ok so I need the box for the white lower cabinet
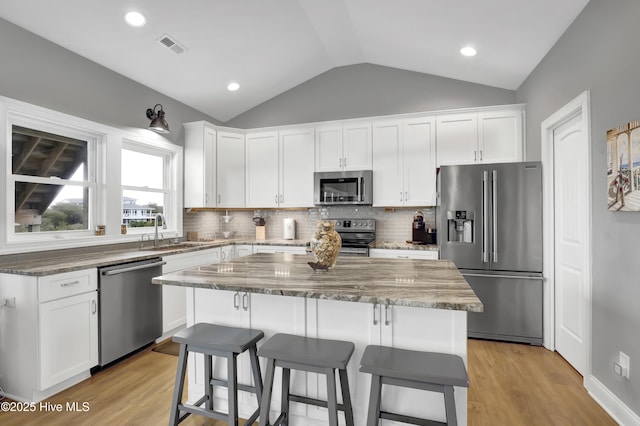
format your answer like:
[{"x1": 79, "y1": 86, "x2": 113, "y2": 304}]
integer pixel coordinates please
[
  {"x1": 235, "y1": 244, "x2": 253, "y2": 257},
  {"x1": 161, "y1": 247, "x2": 222, "y2": 337},
  {"x1": 187, "y1": 288, "x2": 305, "y2": 419},
  {"x1": 0, "y1": 268, "x2": 98, "y2": 402},
  {"x1": 39, "y1": 291, "x2": 98, "y2": 390},
  {"x1": 369, "y1": 248, "x2": 439, "y2": 260},
  {"x1": 184, "y1": 256, "x2": 468, "y2": 425},
  {"x1": 253, "y1": 245, "x2": 306, "y2": 254}
]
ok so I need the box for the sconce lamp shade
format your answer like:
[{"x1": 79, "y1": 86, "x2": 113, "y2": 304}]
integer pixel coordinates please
[{"x1": 146, "y1": 104, "x2": 170, "y2": 133}]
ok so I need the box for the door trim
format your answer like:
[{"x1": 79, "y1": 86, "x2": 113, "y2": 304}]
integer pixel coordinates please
[{"x1": 540, "y1": 91, "x2": 592, "y2": 373}]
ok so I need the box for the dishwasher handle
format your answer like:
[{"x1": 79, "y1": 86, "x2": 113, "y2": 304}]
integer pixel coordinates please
[{"x1": 101, "y1": 260, "x2": 166, "y2": 276}]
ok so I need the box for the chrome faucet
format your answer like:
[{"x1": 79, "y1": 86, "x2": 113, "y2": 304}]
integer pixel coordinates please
[{"x1": 154, "y1": 213, "x2": 167, "y2": 248}]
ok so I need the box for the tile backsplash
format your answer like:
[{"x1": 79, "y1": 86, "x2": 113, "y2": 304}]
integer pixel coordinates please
[{"x1": 183, "y1": 207, "x2": 436, "y2": 243}]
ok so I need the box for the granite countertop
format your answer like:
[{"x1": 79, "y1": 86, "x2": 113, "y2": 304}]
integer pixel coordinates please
[
  {"x1": 0, "y1": 239, "x2": 310, "y2": 276},
  {"x1": 153, "y1": 253, "x2": 483, "y2": 312},
  {"x1": 369, "y1": 241, "x2": 438, "y2": 251},
  {"x1": 0, "y1": 238, "x2": 435, "y2": 277}
]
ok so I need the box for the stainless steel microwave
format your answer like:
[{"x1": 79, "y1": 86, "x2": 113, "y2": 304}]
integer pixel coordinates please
[{"x1": 314, "y1": 170, "x2": 373, "y2": 205}]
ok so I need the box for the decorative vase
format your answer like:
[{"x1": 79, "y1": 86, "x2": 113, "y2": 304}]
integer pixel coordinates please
[{"x1": 310, "y1": 220, "x2": 342, "y2": 269}]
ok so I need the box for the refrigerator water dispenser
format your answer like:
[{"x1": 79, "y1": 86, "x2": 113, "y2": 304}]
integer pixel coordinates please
[{"x1": 447, "y1": 210, "x2": 474, "y2": 243}]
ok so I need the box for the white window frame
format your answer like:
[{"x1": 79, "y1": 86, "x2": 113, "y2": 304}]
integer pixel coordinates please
[
  {"x1": 5, "y1": 109, "x2": 104, "y2": 244},
  {"x1": 121, "y1": 138, "x2": 182, "y2": 238}
]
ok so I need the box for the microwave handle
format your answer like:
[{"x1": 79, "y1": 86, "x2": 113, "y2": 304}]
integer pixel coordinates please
[{"x1": 359, "y1": 177, "x2": 364, "y2": 202}]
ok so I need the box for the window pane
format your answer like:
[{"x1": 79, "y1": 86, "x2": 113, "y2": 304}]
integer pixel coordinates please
[
  {"x1": 122, "y1": 190, "x2": 165, "y2": 229},
  {"x1": 12, "y1": 125, "x2": 88, "y2": 178},
  {"x1": 122, "y1": 149, "x2": 164, "y2": 189},
  {"x1": 15, "y1": 183, "x2": 88, "y2": 233}
]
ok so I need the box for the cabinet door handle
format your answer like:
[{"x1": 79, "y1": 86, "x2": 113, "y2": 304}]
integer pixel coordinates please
[
  {"x1": 404, "y1": 191, "x2": 408, "y2": 202},
  {"x1": 205, "y1": 194, "x2": 209, "y2": 203},
  {"x1": 222, "y1": 251, "x2": 226, "y2": 261},
  {"x1": 397, "y1": 255, "x2": 409, "y2": 259},
  {"x1": 400, "y1": 192, "x2": 403, "y2": 202},
  {"x1": 339, "y1": 158, "x2": 342, "y2": 168},
  {"x1": 480, "y1": 150, "x2": 483, "y2": 161},
  {"x1": 474, "y1": 150, "x2": 477, "y2": 162},
  {"x1": 233, "y1": 292, "x2": 240, "y2": 310},
  {"x1": 242, "y1": 293, "x2": 249, "y2": 311},
  {"x1": 218, "y1": 194, "x2": 221, "y2": 203},
  {"x1": 343, "y1": 157, "x2": 347, "y2": 167},
  {"x1": 280, "y1": 194, "x2": 284, "y2": 203},
  {"x1": 91, "y1": 300, "x2": 97, "y2": 315},
  {"x1": 60, "y1": 280, "x2": 80, "y2": 287},
  {"x1": 384, "y1": 304, "x2": 391, "y2": 326},
  {"x1": 275, "y1": 194, "x2": 278, "y2": 204},
  {"x1": 373, "y1": 303, "x2": 379, "y2": 325}
]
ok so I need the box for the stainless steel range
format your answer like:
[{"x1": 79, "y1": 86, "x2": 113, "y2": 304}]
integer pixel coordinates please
[{"x1": 334, "y1": 218, "x2": 376, "y2": 257}]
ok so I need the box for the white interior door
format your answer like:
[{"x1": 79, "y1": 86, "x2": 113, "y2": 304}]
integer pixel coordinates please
[{"x1": 553, "y1": 113, "x2": 588, "y2": 375}]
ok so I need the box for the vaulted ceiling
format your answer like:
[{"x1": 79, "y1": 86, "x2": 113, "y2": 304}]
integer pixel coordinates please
[{"x1": 0, "y1": 0, "x2": 589, "y2": 122}]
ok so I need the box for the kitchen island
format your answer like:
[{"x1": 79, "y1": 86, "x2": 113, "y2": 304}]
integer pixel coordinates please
[{"x1": 153, "y1": 253, "x2": 482, "y2": 425}]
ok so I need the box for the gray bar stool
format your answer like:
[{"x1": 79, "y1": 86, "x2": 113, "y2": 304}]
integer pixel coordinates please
[
  {"x1": 169, "y1": 323, "x2": 264, "y2": 426},
  {"x1": 360, "y1": 345, "x2": 469, "y2": 426},
  {"x1": 258, "y1": 333, "x2": 355, "y2": 426}
]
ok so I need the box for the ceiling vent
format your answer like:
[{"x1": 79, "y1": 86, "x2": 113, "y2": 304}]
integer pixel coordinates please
[{"x1": 157, "y1": 34, "x2": 186, "y2": 54}]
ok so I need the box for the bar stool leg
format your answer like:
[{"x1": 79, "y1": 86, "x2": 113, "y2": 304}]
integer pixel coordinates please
[
  {"x1": 260, "y1": 358, "x2": 276, "y2": 426},
  {"x1": 366, "y1": 374, "x2": 382, "y2": 426},
  {"x1": 204, "y1": 354, "x2": 213, "y2": 410},
  {"x1": 249, "y1": 345, "x2": 263, "y2": 404},
  {"x1": 325, "y1": 368, "x2": 339, "y2": 426},
  {"x1": 338, "y1": 369, "x2": 355, "y2": 426},
  {"x1": 280, "y1": 367, "x2": 291, "y2": 426},
  {"x1": 169, "y1": 343, "x2": 188, "y2": 426},
  {"x1": 227, "y1": 354, "x2": 239, "y2": 426},
  {"x1": 443, "y1": 385, "x2": 457, "y2": 426}
]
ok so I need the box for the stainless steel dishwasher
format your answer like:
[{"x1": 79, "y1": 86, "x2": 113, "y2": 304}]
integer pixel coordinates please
[{"x1": 98, "y1": 257, "x2": 165, "y2": 366}]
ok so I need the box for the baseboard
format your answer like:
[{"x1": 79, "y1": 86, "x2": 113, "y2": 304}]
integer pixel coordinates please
[
  {"x1": 155, "y1": 323, "x2": 186, "y2": 343},
  {"x1": 585, "y1": 375, "x2": 640, "y2": 425}
]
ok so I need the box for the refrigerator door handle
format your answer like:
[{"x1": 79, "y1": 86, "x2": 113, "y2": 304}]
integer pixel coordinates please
[
  {"x1": 492, "y1": 169, "x2": 498, "y2": 263},
  {"x1": 482, "y1": 170, "x2": 489, "y2": 263}
]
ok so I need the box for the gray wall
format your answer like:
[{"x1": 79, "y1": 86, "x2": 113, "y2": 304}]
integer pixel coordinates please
[
  {"x1": 227, "y1": 63, "x2": 516, "y2": 128},
  {"x1": 0, "y1": 18, "x2": 220, "y2": 145},
  {"x1": 516, "y1": 0, "x2": 640, "y2": 414}
]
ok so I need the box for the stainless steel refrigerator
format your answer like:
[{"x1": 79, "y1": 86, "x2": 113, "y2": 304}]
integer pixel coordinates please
[{"x1": 439, "y1": 161, "x2": 543, "y2": 345}]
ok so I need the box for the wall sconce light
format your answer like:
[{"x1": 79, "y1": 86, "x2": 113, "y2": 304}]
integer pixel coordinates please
[{"x1": 146, "y1": 104, "x2": 170, "y2": 133}]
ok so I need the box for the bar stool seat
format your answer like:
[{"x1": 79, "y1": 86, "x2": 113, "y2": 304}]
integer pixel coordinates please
[
  {"x1": 169, "y1": 323, "x2": 265, "y2": 426},
  {"x1": 360, "y1": 345, "x2": 469, "y2": 426},
  {"x1": 258, "y1": 333, "x2": 355, "y2": 426}
]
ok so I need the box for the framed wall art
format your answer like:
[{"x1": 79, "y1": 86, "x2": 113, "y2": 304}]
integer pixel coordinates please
[{"x1": 607, "y1": 119, "x2": 640, "y2": 211}]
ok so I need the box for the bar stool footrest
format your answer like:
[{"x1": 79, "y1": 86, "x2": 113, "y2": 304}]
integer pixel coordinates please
[
  {"x1": 380, "y1": 410, "x2": 446, "y2": 426},
  {"x1": 289, "y1": 393, "x2": 348, "y2": 411},
  {"x1": 210, "y1": 377, "x2": 259, "y2": 394}
]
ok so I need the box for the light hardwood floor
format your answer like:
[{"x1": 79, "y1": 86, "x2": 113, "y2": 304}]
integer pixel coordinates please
[{"x1": 0, "y1": 339, "x2": 615, "y2": 426}]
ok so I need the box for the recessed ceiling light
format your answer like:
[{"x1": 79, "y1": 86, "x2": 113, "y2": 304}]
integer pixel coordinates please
[
  {"x1": 124, "y1": 11, "x2": 147, "y2": 28},
  {"x1": 460, "y1": 46, "x2": 477, "y2": 57},
  {"x1": 227, "y1": 82, "x2": 240, "y2": 92}
]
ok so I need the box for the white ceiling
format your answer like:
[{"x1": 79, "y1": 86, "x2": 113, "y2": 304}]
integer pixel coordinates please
[{"x1": 0, "y1": 0, "x2": 589, "y2": 122}]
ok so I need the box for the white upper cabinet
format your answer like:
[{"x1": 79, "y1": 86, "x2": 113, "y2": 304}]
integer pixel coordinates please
[
  {"x1": 279, "y1": 128, "x2": 315, "y2": 207},
  {"x1": 403, "y1": 116, "x2": 437, "y2": 206},
  {"x1": 184, "y1": 122, "x2": 216, "y2": 208},
  {"x1": 315, "y1": 122, "x2": 372, "y2": 172},
  {"x1": 216, "y1": 131, "x2": 245, "y2": 207},
  {"x1": 435, "y1": 113, "x2": 478, "y2": 166},
  {"x1": 372, "y1": 116, "x2": 436, "y2": 207},
  {"x1": 477, "y1": 109, "x2": 523, "y2": 163},
  {"x1": 436, "y1": 107, "x2": 524, "y2": 167},
  {"x1": 246, "y1": 128, "x2": 314, "y2": 208},
  {"x1": 246, "y1": 131, "x2": 280, "y2": 207}
]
